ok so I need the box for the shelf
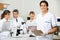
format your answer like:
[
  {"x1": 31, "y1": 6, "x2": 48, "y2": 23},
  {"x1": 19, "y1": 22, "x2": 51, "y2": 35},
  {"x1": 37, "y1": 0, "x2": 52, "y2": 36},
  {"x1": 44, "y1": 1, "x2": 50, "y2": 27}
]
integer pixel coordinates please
[
  {"x1": 0, "y1": 3, "x2": 10, "y2": 10},
  {"x1": 0, "y1": 3, "x2": 10, "y2": 5}
]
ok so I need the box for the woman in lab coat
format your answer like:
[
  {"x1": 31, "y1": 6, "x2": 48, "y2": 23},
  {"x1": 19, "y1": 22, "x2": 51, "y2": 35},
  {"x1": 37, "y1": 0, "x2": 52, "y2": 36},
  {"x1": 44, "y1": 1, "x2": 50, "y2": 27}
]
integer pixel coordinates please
[
  {"x1": 26, "y1": 11, "x2": 37, "y2": 35},
  {"x1": 35, "y1": 0, "x2": 58, "y2": 40},
  {"x1": 0, "y1": 10, "x2": 12, "y2": 38}
]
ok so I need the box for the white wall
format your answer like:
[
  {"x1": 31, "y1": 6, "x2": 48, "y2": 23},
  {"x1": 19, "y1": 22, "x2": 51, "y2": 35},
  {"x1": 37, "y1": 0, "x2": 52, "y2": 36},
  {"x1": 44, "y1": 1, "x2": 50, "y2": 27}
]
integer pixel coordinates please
[
  {"x1": 0, "y1": 0, "x2": 25, "y2": 19},
  {"x1": 0, "y1": 0, "x2": 60, "y2": 21},
  {"x1": 46, "y1": 0, "x2": 60, "y2": 17}
]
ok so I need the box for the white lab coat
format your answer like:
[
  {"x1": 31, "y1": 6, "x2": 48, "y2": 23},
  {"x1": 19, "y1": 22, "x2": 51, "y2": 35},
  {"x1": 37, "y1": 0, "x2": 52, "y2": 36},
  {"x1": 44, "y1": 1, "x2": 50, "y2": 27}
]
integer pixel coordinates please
[
  {"x1": 11, "y1": 17, "x2": 25, "y2": 36},
  {"x1": 0, "y1": 18, "x2": 12, "y2": 32},
  {"x1": 36, "y1": 12, "x2": 57, "y2": 40},
  {"x1": 0, "y1": 18, "x2": 12, "y2": 39},
  {"x1": 26, "y1": 19, "x2": 37, "y2": 35},
  {"x1": 12, "y1": 17, "x2": 24, "y2": 28},
  {"x1": 26, "y1": 19, "x2": 37, "y2": 28}
]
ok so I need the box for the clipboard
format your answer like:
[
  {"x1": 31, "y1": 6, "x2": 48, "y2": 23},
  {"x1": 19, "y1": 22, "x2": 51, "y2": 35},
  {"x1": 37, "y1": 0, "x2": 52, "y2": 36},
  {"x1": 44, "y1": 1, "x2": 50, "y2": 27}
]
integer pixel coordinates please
[
  {"x1": 28, "y1": 26, "x2": 37, "y2": 30},
  {"x1": 32, "y1": 30, "x2": 43, "y2": 36}
]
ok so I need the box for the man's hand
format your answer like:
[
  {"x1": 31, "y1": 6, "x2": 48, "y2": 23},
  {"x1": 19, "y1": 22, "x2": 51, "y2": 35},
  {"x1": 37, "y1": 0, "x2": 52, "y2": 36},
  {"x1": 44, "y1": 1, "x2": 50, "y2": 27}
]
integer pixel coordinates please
[{"x1": 42, "y1": 32, "x2": 48, "y2": 36}]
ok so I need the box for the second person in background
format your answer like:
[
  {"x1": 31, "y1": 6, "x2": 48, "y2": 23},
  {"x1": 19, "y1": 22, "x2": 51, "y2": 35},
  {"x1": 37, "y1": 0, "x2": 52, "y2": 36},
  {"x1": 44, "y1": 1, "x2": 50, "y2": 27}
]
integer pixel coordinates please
[{"x1": 26, "y1": 11, "x2": 37, "y2": 36}]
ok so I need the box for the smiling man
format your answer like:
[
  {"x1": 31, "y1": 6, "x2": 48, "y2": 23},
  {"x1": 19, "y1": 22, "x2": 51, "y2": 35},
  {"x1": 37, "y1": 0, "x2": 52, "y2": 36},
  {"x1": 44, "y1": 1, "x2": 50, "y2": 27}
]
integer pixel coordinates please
[{"x1": 36, "y1": 0, "x2": 58, "y2": 40}]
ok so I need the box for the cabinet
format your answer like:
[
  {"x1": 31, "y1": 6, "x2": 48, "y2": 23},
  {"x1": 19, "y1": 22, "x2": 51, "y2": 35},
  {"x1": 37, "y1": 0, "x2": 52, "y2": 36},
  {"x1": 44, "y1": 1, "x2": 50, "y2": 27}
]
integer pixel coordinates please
[
  {"x1": 0, "y1": 3, "x2": 4, "y2": 10},
  {"x1": 0, "y1": 3, "x2": 10, "y2": 10}
]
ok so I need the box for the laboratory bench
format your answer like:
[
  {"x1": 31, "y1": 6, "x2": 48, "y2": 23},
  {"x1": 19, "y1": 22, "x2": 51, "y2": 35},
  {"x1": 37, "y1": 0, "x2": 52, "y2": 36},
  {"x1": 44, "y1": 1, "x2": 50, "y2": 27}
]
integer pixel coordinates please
[
  {"x1": 0, "y1": 33, "x2": 60, "y2": 40},
  {"x1": 3, "y1": 25, "x2": 59, "y2": 40},
  {"x1": 0, "y1": 34, "x2": 36, "y2": 40},
  {"x1": 53, "y1": 35, "x2": 60, "y2": 40}
]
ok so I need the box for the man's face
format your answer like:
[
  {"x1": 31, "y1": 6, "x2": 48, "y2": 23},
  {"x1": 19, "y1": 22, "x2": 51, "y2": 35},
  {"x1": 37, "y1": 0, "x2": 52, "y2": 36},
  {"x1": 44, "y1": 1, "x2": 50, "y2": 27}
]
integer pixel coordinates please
[
  {"x1": 40, "y1": 3, "x2": 48, "y2": 12},
  {"x1": 13, "y1": 12, "x2": 18, "y2": 18}
]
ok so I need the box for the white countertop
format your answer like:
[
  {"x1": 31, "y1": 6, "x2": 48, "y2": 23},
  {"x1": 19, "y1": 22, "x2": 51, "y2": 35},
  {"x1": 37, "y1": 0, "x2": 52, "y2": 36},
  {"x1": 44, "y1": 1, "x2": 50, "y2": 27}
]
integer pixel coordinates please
[
  {"x1": 53, "y1": 35, "x2": 60, "y2": 39},
  {"x1": 0, "y1": 34, "x2": 36, "y2": 40},
  {"x1": 0, "y1": 33, "x2": 60, "y2": 40}
]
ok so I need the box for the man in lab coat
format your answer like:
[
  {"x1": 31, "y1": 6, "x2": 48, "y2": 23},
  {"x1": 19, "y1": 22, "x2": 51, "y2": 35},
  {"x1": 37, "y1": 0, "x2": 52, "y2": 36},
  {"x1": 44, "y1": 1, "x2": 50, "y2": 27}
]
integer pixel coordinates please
[
  {"x1": 12, "y1": 9, "x2": 24, "y2": 27},
  {"x1": 35, "y1": 1, "x2": 58, "y2": 40},
  {"x1": 12, "y1": 9, "x2": 24, "y2": 36}
]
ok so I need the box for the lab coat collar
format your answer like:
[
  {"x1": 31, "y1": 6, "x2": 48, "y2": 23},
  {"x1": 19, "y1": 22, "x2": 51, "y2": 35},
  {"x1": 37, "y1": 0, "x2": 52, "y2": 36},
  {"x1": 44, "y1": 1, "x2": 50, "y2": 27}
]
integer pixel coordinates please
[
  {"x1": 2, "y1": 18, "x2": 10, "y2": 22},
  {"x1": 41, "y1": 11, "x2": 49, "y2": 17},
  {"x1": 30, "y1": 19, "x2": 35, "y2": 22},
  {"x1": 13, "y1": 17, "x2": 19, "y2": 20}
]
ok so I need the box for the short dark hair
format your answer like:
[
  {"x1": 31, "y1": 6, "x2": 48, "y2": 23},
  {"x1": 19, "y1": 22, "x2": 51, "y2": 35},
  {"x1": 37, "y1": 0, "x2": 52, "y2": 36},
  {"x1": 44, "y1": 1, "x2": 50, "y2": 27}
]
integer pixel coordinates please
[
  {"x1": 1, "y1": 10, "x2": 10, "y2": 19},
  {"x1": 40, "y1": 0, "x2": 48, "y2": 7},
  {"x1": 29, "y1": 11, "x2": 35, "y2": 15},
  {"x1": 13, "y1": 9, "x2": 19, "y2": 13}
]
